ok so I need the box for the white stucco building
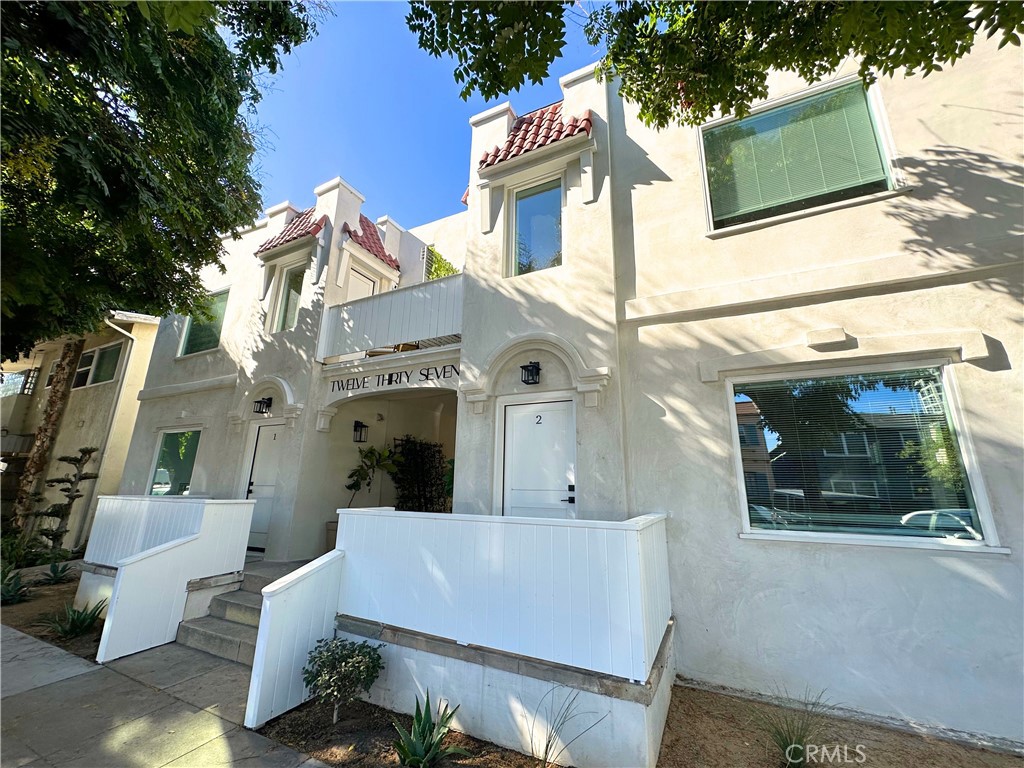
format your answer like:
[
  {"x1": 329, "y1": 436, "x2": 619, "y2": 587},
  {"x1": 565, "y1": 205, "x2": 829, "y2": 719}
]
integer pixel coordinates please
[{"x1": 93, "y1": 36, "x2": 1021, "y2": 764}]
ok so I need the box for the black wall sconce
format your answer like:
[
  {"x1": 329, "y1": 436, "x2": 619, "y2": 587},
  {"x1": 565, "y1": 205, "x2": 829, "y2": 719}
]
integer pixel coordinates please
[
  {"x1": 520, "y1": 361, "x2": 542, "y2": 386},
  {"x1": 353, "y1": 420, "x2": 369, "y2": 443},
  {"x1": 252, "y1": 397, "x2": 273, "y2": 414}
]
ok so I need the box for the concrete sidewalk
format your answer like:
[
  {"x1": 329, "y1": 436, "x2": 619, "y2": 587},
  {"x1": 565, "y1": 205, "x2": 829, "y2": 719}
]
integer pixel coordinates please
[{"x1": 1, "y1": 626, "x2": 325, "y2": 768}]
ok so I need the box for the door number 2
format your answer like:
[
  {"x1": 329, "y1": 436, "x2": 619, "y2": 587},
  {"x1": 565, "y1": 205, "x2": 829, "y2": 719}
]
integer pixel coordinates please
[{"x1": 535, "y1": 415, "x2": 542, "y2": 424}]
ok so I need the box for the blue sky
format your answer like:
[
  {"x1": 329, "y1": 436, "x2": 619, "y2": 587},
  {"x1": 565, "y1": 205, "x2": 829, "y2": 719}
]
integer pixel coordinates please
[{"x1": 251, "y1": 3, "x2": 601, "y2": 229}]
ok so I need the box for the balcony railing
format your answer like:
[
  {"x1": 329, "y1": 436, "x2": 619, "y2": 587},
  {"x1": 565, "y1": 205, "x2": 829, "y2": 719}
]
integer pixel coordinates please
[
  {"x1": 0, "y1": 431, "x2": 34, "y2": 455},
  {"x1": 321, "y1": 274, "x2": 462, "y2": 358}
]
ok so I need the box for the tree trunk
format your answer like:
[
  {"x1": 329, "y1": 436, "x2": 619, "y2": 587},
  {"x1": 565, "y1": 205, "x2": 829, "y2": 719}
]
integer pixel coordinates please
[{"x1": 14, "y1": 338, "x2": 85, "y2": 535}]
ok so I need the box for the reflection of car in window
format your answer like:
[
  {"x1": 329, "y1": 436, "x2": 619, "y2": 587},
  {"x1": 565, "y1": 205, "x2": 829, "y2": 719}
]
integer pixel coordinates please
[
  {"x1": 151, "y1": 468, "x2": 171, "y2": 495},
  {"x1": 900, "y1": 510, "x2": 982, "y2": 540}
]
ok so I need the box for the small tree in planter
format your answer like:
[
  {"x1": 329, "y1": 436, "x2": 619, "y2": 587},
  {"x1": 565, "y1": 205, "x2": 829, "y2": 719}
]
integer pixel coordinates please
[
  {"x1": 345, "y1": 446, "x2": 401, "y2": 507},
  {"x1": 302, "y1": 637, "x2": 384, "y2": 725}
]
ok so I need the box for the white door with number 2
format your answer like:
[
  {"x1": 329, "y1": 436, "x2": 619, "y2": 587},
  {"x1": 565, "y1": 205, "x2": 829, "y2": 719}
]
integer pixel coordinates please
[{"x1": 503, "y1": 400, "x2": 576, "y2": 518}]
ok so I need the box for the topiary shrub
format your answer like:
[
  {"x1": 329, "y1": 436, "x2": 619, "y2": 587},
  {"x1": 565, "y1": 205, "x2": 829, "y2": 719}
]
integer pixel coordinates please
[{"x1": 302, "y1": 637, "x2": 384, "y2": 724}]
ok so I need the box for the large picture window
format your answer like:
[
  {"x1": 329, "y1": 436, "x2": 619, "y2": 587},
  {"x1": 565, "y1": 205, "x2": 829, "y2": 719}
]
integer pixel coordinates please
[
  {"x1": 703, "y1": 82, "x2": 891, "y2": 229},
  {"x1": 150, "y1": 430, "x2": 202, "y2": 496},
  {"x1": 181, "y1": 290, "x2": 228, "y2": 356},
  {"x1": 733, "y1": 367, "x2": 985, "y2": 541},
  {"x1": 512, "y1": 179, "x2": 562, "y2": 276}
]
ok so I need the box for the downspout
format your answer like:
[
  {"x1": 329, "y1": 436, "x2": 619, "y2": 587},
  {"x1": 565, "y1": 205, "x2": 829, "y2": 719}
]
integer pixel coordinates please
[{"x1": 72, "y1": 318, "x2": 136, "y2": 547}]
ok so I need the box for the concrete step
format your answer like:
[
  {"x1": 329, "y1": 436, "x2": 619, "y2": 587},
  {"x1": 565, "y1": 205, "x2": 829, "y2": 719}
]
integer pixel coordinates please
[
  {"x1": 240, "y1": 560, "x2": 309, "y2": 595},
  {"x1": 209, "y1": 590, "x2": 263, "y2": 628},
  {"x1": 176, "y1": 616, "x2": 258, "y2": 666}
]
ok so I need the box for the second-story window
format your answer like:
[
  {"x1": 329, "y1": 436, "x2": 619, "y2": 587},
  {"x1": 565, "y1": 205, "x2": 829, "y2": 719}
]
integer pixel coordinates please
[
  {"x1": 69, "y1": 342, "x2": 123, "y2": 388},
  {"x1": 181, "y1": 289, "x2": 229, "y2": 356},
  {"x1": 275, "y1": 264, "x2": 305, "y2": 332},
  {"x1": 512, "y1": 178, "x2": 562, "y2": 276},
  {"x1": 702, "y1": 81, "x2": 892, "y2": 230}
]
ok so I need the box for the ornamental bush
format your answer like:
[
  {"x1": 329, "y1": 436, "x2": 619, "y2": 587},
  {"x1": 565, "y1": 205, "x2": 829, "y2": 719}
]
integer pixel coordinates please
[{"x1": 302, "y1": 638, "x2": 384, "y2": 724}]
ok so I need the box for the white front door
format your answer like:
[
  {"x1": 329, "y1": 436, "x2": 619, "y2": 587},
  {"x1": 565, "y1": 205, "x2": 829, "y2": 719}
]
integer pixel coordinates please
[
  {"x1": 503, "y1": 400, "x2": 576, "y2": 518},
  {"x1": 247, "y1": 423, "x2": 284, "y2": 549}
]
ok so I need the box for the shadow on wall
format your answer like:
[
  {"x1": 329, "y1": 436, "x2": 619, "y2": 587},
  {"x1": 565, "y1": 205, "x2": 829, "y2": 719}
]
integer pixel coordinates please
[{"x1": 889, "y1": 144, "x2": 1023, "y2": 306}]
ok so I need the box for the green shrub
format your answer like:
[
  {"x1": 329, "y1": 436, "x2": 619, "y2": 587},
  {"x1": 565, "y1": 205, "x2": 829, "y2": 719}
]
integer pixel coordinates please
[
  {"x1": 36, "y1": 599, "x2": 106, "y2": 638},
  {"x1": 393, "y1": 691, "x2": 469, "y2": 767},
  {"x1": 389, "y1": 435, "x2": 449, "y2": 513},
  {"x1": 302, "y1": 638, "x2": 384, "y2": 724},
  {"x1": 1, "y1": 566, "x2": 31, "y2": 605},
  {"x1": 36, "y1": 560, "x2": 74, "y2": 585}
]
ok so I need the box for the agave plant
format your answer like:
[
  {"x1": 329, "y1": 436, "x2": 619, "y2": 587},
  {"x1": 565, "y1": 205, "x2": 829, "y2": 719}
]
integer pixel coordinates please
[
  {"x1": 36, "y1": 560, "x2": 74, "y2": 585},
  {"x1": 36, "y1": 599, "x2": 106, "y2": 638},
  {"x1": 1, "y1": 566, "x2": 31, "y2": 605},
  {"x1": 393, "y1": 691, "x2": 470, "y2": 767}
]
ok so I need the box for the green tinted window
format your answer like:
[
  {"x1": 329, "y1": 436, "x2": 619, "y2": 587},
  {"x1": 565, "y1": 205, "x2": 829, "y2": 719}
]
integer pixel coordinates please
[
  {"x1": 182, "y1": 291, "x2": 228, "y2": 356},
  {"x1": 704, "y1": 84, "x2": 889, "y2": 228}
]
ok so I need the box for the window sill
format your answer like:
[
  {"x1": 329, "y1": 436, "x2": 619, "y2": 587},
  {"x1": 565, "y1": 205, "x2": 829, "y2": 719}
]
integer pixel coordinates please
[
  {"x1": 738, "y1": 530, "x2": 1010, "y2": 555},
  {"x1": 176, "y1": 347, "x2": 220, "y2": 361},
  {"x1": 705, "y1": 186, "x2": 915, "y2": 240}
]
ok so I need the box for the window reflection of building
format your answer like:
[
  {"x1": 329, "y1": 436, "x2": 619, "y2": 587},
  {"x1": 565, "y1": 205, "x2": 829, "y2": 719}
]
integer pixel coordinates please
[{"x1": 735, "y1": 401, "x2": 775, "y2": 504}]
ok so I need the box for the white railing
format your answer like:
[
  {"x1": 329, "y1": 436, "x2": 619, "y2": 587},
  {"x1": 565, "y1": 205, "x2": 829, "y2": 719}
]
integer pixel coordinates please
[
  {"x1": 94, "y1": 497, "x2": 254, "y2": 663},
  {"x1": 244, "y1": 551, "x2": 346, "y2": 728},
  {"x1": 84, "y1": 495, "x2": 206, "y2": 567},
  {"x1": 336, "y1": 508, "x2": 670, "y2": 683},
  {"x1": 323, "y1": 273, "x2": 462, "y2": 357}
]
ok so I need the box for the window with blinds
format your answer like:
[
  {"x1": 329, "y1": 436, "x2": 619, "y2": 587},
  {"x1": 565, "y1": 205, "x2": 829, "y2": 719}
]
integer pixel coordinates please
[
  {"x1": 703, "y1": 83, "x2": 891, "y2": 229},
  {"x1": 732, "y1": 367, "x2": 984, "y2": 541}
]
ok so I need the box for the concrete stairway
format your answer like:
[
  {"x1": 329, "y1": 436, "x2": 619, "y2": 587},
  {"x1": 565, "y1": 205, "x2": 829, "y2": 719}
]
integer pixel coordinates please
[{"x1": 175, "y1": 560, "x2": 306, "y2": 666}]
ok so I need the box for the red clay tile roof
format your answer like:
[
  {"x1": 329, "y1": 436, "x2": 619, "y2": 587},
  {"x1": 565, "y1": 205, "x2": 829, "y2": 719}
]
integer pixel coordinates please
[
  {"x1": 479, "y1": 101, "x2": 592, "y2": 170},
  {"x1": 255, "y1": 207, "x2": 328, "y2": 255},
  {"x1": 343, "y1": 213, "x2": 401, "y2": 271},
  {"x1": 461, "y1": 185, "x2": 469, "y2": 205}
]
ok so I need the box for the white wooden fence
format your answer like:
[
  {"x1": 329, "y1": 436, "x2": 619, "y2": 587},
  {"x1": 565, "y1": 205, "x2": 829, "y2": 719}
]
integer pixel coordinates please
[
  {"x1": 84, "y1": 495, "x2": 206, "y2": 567},
  {"x1": 323, "y1": 273, "x2": 462, "y2": 356},
  {"x1": 335, "y1": 508, "x2": 671, "y2": 682},
  {"x1": 244, "y1": 508, "x2": 671, "y2": 728},
  {"x1": 244, "y1": 551, "x2": 346, "y2": 728},
  {"x1": 93, "y1": 497, "x2": 254, "y2": 663}
]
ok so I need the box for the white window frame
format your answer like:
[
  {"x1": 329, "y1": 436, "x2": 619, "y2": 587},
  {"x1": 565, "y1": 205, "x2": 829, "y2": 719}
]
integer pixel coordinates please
[
  {"x1": 179, "y1": 289, "x2": 230, "y2": 358},
  {"x1": 147, "y1": 426, "x2": 204, "y2": 497},
  {"x1": 267, "y1": 258, "x2": 307, "y2": 334},
  {"x1": 829, "y1": 479, "x2": 879, "y2": 497},
  {"x1": 726, "y1": 358, "x2": 1006, "y2": 553},
  {"x1": 696, "y1": 73, "x2": 909, "y2": 238},
  {"x1": 822, "y1": 431, "x2": 871, "y2": 457},
  {"x1": 737, "y1": 423, "x2": 761, "y2": 447},
  {"x1": 70, "y1": 341, "x2": 124, "y2": 389},
  {"x1": 505, "y1": 171, "x2": 566, "y2": 278}
]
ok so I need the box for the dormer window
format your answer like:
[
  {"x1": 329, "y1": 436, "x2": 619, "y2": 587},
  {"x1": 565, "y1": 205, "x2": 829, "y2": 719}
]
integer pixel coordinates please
[
  {"x1": 274, "y1": 263, "x2": 306, "y2": 332},
  {"x1": 512, "y1": 178, "x2": 562, "y2": 276}
]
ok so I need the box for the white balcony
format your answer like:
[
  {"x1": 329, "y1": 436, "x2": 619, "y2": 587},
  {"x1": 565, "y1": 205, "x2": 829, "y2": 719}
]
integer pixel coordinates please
[{"x1": 321, "y1": 274, "x2": 462, "y2": 359}]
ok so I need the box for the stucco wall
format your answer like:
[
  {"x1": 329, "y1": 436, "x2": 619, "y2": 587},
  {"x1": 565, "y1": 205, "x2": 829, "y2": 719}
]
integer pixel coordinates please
[
  {"x1": 454, "y1": 69, "x2": 630, "y2": 520},
  {"x1": 409, "y1": 210, "x2": 469, "y2": 271},
  {"x1": 18, "y1": 322, "x2": 158, "y2": 549},
  {"x1": 607, "y1": 37, "x2": 1023, "y2": 741}
]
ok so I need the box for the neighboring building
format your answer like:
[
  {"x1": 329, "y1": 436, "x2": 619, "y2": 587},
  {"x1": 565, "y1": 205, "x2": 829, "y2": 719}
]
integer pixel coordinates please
[
  {"x1": 0, "y1": 312, "x2": 159, "y2": 548},
  {"x1": 110, "y1": 34, "x2": 1021, "y2": 755}
]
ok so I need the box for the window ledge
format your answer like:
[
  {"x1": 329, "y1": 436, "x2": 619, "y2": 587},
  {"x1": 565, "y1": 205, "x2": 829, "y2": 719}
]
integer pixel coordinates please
[
  {"x1": 705, "y1": 186, "x2": 915, "y2": 240},
  {"x1": 176, "y1": 347, "x2": 220, "y2": 361},
  {"x1": 738, "y1": 530, "x2": 1010, "y2": 555}
]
